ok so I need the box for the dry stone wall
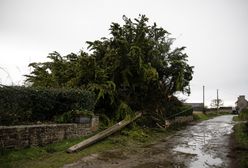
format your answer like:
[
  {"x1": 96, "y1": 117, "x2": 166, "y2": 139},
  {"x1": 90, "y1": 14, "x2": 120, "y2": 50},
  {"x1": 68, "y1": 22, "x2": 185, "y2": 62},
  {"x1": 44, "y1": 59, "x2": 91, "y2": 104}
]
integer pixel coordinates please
[{"x1": 0, "y1": 116, "x2": 99, "y2": 149}]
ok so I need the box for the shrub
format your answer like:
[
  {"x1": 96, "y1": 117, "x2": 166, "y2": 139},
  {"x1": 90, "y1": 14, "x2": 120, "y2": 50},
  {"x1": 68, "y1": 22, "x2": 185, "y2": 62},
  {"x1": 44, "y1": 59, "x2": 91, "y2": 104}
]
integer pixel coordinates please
[
  {"x1": 174, "y1": 104, "x2": 193, "y2": 118},
  {"x1": 139, "y1": 97, "x2": 193, "y2": 128},
  {"x1": 0, "y1": 86, "x2": 33, "y2": 124},
  {"x1": 0, "y1": 86, "x2": 96, "y2": 125},
  {"x1": 54, "y1": 109, "x2": 94, "y2": 123},
  {"x1": 238, "y1": 108, "x2": 248, "y2": 121},
  {"x1": 233, "y1": 123, "x2": 248, "y2": 168}
]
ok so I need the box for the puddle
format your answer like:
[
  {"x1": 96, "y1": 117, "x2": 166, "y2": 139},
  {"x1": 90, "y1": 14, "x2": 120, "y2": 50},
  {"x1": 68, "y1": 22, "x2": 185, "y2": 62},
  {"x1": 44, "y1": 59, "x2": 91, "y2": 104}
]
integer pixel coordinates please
[
  {"x1": 172, "y1": 115, "x2": 235, "y2": 168},
  {"x1": 174, "y1": 145, "x2": 223, "y2": 167},
  {"x1": 63, "y1": 115, "x2": 235, "y2": 168}
]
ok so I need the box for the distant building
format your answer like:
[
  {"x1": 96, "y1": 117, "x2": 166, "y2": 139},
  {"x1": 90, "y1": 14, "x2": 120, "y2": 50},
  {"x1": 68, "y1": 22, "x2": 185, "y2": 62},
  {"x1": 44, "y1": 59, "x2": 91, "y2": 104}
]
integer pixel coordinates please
[
  {"x1": 235, "y1": 95, "x2": 248, "y2": 113},
  {"x1": 185, "y1": 103, "x2": 204, "y2": 111}
]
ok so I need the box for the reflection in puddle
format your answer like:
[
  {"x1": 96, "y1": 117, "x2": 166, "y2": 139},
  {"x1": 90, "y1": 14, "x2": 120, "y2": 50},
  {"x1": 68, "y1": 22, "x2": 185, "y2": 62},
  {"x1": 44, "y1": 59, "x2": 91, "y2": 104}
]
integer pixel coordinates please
[
  {"x1": 174, "y1": 145, "x2": 222, "y2": 167},
  {"x1": 172, "y1": 115, "x2": 235, "y2": 168}
]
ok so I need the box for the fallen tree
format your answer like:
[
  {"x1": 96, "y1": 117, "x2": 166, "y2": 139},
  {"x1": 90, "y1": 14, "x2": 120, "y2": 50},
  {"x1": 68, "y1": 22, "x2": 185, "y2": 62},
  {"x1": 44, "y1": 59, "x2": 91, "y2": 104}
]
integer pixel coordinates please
[
  {"x1": 26, "y1": 15, "x2": 194, "y2": 124},
  {"x1": 67, "y1": 113, "x2": 142, "y2": 153}
]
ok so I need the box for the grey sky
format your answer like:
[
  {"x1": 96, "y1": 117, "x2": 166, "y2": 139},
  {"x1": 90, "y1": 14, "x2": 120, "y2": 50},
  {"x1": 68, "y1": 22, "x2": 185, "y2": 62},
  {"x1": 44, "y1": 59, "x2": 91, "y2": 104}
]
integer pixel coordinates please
[{"x1": 0, "y1": 0, "x2": 248, "y2": 106}]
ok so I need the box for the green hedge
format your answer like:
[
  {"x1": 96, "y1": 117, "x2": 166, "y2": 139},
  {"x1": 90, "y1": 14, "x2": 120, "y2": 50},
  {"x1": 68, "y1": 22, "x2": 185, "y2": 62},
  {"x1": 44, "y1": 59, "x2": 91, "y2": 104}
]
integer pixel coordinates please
[
  {"x1": 239, "y1": 108, "x2": 248, "y2": 121},
  {"x1": 175, "y1": 105, "x2": 193, "y2": 117},
  {"x1": 0, "y1": 86, "x2": 96, "y2": 125}
]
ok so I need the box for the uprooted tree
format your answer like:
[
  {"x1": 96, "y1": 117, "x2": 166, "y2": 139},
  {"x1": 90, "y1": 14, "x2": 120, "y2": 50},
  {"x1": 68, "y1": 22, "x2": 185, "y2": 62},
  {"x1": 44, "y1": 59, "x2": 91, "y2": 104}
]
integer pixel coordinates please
[{"x1": 25, "y1": 15, "x2": 194, "y2": 126}]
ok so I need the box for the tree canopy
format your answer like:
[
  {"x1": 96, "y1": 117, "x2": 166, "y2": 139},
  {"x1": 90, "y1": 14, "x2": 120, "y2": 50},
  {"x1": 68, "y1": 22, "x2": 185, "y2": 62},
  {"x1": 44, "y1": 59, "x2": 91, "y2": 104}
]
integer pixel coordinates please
[
  {"x1": 210, "y1": 99, "x2": 224, "y2": 109},
  {"x1": 26, "y1": 15, "x2": 194, "y2": 122}
]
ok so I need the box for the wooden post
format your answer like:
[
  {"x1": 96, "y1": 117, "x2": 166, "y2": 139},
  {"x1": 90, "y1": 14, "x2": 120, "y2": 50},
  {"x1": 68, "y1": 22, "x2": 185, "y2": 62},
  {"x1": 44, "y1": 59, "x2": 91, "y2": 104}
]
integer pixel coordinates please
[
  {"x1": 67, "y1": 113, "x2": 142, "y2": 153},
  {"x1": 203, "y1": 85, "x2": 205, "y2": 113},
  {"x1": 217, "y1": 89, "x2": 219, "y2": 112}
]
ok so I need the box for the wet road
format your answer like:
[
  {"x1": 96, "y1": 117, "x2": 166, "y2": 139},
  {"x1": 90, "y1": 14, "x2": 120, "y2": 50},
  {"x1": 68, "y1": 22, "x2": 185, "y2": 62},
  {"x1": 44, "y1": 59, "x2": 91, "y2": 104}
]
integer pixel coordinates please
[
  {"x1": 63, "y1": 115, "x2": 235, "y2": 168},
  {"x1": 169, "y1": 115, "x2": 235, "y2": 168}
]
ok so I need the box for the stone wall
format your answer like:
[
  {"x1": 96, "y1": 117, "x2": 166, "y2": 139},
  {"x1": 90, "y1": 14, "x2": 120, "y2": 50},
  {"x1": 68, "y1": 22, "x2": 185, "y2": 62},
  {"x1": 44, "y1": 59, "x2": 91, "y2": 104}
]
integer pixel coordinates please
[{"x1": 0, "y1": 116, "x2": 99, "y2": 149}]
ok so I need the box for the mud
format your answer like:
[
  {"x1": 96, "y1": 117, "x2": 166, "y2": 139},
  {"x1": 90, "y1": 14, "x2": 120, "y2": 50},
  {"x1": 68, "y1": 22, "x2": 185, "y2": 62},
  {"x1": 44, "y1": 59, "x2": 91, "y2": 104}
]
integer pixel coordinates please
[{"x1": 63, "y1": 115, "x2": 235, "y2": 168}]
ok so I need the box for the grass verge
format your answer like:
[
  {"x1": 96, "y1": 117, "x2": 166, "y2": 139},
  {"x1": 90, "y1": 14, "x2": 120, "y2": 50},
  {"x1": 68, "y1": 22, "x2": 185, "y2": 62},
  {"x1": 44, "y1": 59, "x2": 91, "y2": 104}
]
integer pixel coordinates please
[
  {"x1": 1, "y1": 112, "x2": 227, "y2": 168},
  {"x1": 233, "y1": 108, "x2": 248, "y2": 121},
  {"x1": 193, "y1": 111, "x2": 230, "y2": 121},
  {"x1": 232, "y1": 122, "x2": 248, "y2": 168},
  {"x1": 0, "y1": 124, "x2": 176, "y2": 168},
  {"x1": 231, "y1": 108, "x2": 248, "y2": 168}
]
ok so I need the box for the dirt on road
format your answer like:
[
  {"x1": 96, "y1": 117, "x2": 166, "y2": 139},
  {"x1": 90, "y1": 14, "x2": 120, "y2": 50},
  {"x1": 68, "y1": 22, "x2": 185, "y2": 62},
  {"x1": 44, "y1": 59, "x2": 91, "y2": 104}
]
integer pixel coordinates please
[{"x1": 63, "y1": 115, "x2": 236, "y2": 168}]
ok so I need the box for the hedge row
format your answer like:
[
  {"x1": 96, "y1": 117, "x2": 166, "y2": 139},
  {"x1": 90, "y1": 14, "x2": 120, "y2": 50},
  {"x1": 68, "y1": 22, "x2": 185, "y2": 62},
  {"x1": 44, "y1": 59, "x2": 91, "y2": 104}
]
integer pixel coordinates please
[
  {"x1": 238, "y1": 108, "x2": 248, "y2": 121},
  {"x1": 0, "y1": 86, "x2": 96, "y2": 125}
]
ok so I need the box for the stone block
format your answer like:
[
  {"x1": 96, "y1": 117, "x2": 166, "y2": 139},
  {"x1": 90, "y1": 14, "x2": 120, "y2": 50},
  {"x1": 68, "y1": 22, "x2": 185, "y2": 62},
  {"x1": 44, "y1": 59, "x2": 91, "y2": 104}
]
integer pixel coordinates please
[{"x1": 0, "y1": 121, "x2": 98, "y2": 149}]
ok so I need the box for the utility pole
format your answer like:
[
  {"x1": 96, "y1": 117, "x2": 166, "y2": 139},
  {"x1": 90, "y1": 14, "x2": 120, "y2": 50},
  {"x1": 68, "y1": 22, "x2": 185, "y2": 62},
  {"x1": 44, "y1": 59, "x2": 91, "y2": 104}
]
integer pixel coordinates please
[
  {"x1": 203, "y1": 85, "x2": 205, "y2": 113},
  {"x1": 217, "y1": 89, "x2": 219, "y2": 112}
]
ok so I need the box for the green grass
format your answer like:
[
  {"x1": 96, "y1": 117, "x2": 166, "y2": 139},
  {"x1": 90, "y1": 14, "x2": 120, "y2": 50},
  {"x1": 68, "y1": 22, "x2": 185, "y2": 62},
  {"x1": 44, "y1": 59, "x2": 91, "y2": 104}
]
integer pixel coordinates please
[
  {"x1": 1, "y1": 112, "x2": 228, "y2": 168},
  {"x1": 234, "y1": 108, "x2": 248, "y2": 121},
  {"x1": 193, "y1": 112, "x2": 209, "y2": 121},
  {"x1": 193, "y1": 111, "x2": 230, "y2": 121},
  {"x1": 233, "y1": 123, "x2": 248, "y2": 168},
  {"x1": 0, "y1": 125, "x2": 175, "y2": 168},
  {"x1": 234, "y1": 123, "x2": 248, "y2": 149},
  {"x1": 0, "y1": 134, "x2": 99, "y2": 168},
  {"x1": 232, "y1": 108, "x2": 248, "y2": 167}
]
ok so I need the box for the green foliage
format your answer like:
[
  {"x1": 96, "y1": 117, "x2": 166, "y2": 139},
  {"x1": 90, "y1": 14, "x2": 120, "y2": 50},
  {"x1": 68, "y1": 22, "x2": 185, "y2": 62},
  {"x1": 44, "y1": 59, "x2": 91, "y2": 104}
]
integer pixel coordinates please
[
  {"x1": 54, "y1": 109, "x2": 94, "y2": 123},
  {"x1": 179, "y1": 105, "x2": 193, "y2": 116},
  {"x1": 210, "y1": 99, "x2": 224, "y2": 108},
  {"x1": 193, "y1": 112, "x2": 209, "y2": 121},
  {"x1": 54, "y1": 111, "x2": 74, "y2": 123},
  {"x1": 25, "y1": 15, "x2": 194, "y2": 122},
  {"x1": 0, "y1": 86, "x2": 33, "y2": 125},
  {"x1": 45, "y1": 145, "x2": 57, "y2": 153},
  {"x1": 238, "y1": 108, "x2": 248, "y2": 121},
  {"x1": 146, "y1": 97, "x2": 193, "y2": 127},
  {"x1": 116, "y1": 101, "x2": 133, "y2": 120},
  {"x1": 0, "y1": 86, "x2": 96, "y2": 125},
  {"x1": 233, "y1": 123, "x2": 248, "y2": 168},
  {"x1": 122, "y1": 127, "x2": 148, "y2": 142},
  {"x1": 193, "y1": 111, "x2": 229, "y2": 121},
  {"x1": 234, "y1": 123, "x2": 248, "y2": 149}
]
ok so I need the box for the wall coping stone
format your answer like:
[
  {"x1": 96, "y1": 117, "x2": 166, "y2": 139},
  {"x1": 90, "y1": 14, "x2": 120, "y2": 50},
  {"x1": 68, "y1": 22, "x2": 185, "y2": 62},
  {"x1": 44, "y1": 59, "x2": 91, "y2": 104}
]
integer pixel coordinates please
[{"x1": 0, "y1": 123, "x2": 84, "y2": 129}]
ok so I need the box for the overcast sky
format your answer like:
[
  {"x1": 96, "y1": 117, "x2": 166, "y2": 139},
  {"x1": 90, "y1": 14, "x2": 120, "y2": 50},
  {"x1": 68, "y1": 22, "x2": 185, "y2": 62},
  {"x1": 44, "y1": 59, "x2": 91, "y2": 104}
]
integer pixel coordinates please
[{"x1": 0, "y1": 0, "x2": 248, "y2": 106}]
